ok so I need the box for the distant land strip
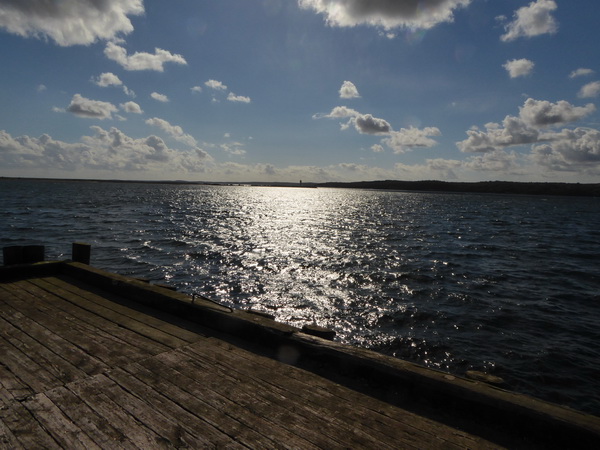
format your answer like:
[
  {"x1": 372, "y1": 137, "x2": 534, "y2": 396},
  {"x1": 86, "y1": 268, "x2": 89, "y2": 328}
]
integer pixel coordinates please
[
  {"x1": 2, "y1": 177, "x2": 600, "y2": 197},
  {"x1": 316, "y1": 180, "x2": 600, "y2": 197}
]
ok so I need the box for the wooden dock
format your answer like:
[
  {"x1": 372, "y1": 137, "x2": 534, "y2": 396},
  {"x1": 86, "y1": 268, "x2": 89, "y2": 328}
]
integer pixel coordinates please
[{"x1": 1, "y1": 261, "x2": 599, "y2": 449}]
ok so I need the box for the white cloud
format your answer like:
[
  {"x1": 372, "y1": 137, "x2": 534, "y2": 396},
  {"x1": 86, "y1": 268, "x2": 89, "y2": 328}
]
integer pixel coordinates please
[
  {"x1": 316, "y1": 106, "x2": 439, "y2": 150},
  {"x1": 569, "y1": 68, "x2": 595, "y2": 79},
  {"x1": 457, "y1": 98, "x2": 596, "y2": 153},
  {"x1": 532, "y1": 128, "x2": 600, "y2": 172},
  {"x1": 120, "y1": 101, "x2": 143, "y2": 114},
  {"x1": 145, "y1": 117, "x2": 197, "y2": 147},
  {"x1": 315, "y1": 106, "x2": 360, "y2": 119},
  {"x1": 205, "y1": 79, "x2": 228, "y2": 90},
  {"x1": 37, "y1": 84, "x2": 46, "y2": 92},
  {"x1": 500, "y1": 0, "x2": 558, "y2": 42},
  {"x1": 92, "y1": 72, "x2": 122, "y2": 87},
  {"x1": 503, "y1": 58, "x2": 534, "y2": 78},
  {"x1": 299, "y1": 0, "x2": 472, "y2": 31},
  {"x1": 371, "y1": 144, "x2": 384, "y2": 153},
  {"x1": 150, "y1": 92, "x2": 169, "y2": 103},
  {"x1": 578, "y1": 81, "x2": 600, "y2": 99},
  {"x1": 227, "y1": 92, "x2": 251, "y2": 103},
  {"x1": 382, "y1": 126, "x2": 441, "y2": 153},
  {"x1": 315, "y1": 107, "x2": 391, "y2": 134},
  {"x1": 66, "y1": 94, "x2": 117, "y2": 120},
  {"x1": 354, "y1": 114, "x2": 392, "y2": 134},
  {"x1": 220, "y1": 142, "x2": 247, "y2": 156},
  {"x1": 191, "y1": 86, "x2": 203, "y2": 93},
  {"x1": 122, "y1": 86, "x2": 135, "y2": 97},
  {"x1": 0, "y1": 127, "x2": 212, "y2": 173},
  {"x1": 462, "y1": 149, "x2": 521, "y2": 173},
  {"x1": 104, "y1": 42, "x2": 187, "y2": 72},
  {"x1": 0, "y1": 0, "x2": 143, "y2": 46},
  {"x1": 339, "y1": 81, "x2": 360, "y2": 99},
  {"x1": 427, "y1": 158, "x2": 462, "y2": 178},
  {"x1": 519, "y1": 98, "x2": 595, "y2": 128}
]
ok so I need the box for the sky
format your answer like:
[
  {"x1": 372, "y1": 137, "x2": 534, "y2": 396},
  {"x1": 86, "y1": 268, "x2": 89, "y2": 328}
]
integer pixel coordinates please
[{"x1": 1, "y1": 0, "x2": 599, "y2": 183}]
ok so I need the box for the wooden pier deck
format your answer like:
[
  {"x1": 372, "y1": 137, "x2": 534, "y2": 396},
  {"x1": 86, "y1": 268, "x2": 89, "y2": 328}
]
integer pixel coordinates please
[{"x1": 1, "y1": 261, "x2": 599, "y2": 449}]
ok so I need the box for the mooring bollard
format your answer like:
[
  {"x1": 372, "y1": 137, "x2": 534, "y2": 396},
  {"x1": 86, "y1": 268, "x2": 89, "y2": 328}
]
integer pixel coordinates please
[
  {"x1": 2, "y1": 245, "x2": 45, "y2": 265},
  {"x1": 72, "y1": 242, "x2": 91, "y2": 265},
  {"x1": 3, "y1": 246, "x2": 23, "y2": 265}
]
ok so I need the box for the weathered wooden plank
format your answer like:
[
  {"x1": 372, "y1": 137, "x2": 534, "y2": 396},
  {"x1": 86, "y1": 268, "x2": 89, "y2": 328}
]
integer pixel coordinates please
[
  {"x1": 44, "y1": 386, "x2": 137, "y2": 450},
  {"x1": 116, "y1": 358, "x2": 305, "y2": 449},
  {"x1": 0, "y1": 415, "x2": 25, "y2": 450},
  {"x1": 66, "y1": 374, "x2": 166, "y2": 449},
  {"x1": 175, "y1": 343, "x2": 399, "y2": 449},
  {"x1": 149, "y1": 347, "x2": 350, "y2": 449},
  {"x1": 0, "y1": 315, "x2": 87, "y2": 386},
  {"x1": 0, "y1": 290, "x2": 108, "y2": 377},
  {"x1": 53, "y1": 274, "x2": 207, "y2": 344},
  {"x1": 40, "y1": 276, "x2": 195, "y2": 349},
  {"x1": 0, "y1": 353, "x2": 35, "y2": 405},
  {"x1": 0, "y1": 327, "x2": 61, "y2": 394},
  {"x1": 22, "y1": 393, "x2": 102, "y2": 449},
  {"x1": 186, "y1": 340, "x2": 414, "y2": 447},
  {"x1": 84, "y1": 372, "x2": 217, "y2": 448},
  {"x1": 107, "y1": 365, "x2": 246, "y2": 449},
  {"x1": 1, "y1": 281, "x2": 146, "y2": 368},
  {"x1": 0, "y1": 397, "x2": 61, "y2": 449},
  {"x1": 27, "y1": 278, "x2": 172, "y2": 356},
  {"x1": 184, "y1": 339, "x2": 488, "y2": 449}
]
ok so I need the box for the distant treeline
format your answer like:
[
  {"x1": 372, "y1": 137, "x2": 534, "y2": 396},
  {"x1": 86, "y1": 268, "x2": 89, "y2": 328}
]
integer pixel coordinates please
[
  {"x1": 317, "y1": 180, "x2": 600, "y2": 197},
  {"x1": 3, "y1": 177, "x2": 599, "y2": 197}
]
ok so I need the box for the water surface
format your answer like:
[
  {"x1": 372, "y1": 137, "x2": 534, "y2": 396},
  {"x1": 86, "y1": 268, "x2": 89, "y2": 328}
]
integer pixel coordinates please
[{"x1": 2, "y1": 179, "x2": 599, "y2": 414}]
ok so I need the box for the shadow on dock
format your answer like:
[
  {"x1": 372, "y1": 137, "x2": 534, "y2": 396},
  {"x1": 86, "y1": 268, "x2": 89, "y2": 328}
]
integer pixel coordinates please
[{"x1": 1, "y1": 250, "x2": 599, "y2": 448}]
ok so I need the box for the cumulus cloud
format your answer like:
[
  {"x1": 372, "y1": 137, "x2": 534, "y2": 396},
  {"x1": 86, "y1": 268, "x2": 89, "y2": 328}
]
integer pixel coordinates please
[
  {"x1": 382, "y1": 126, "x2": 441, "y2": 153},
  {"x1": 500, "y1": 0, "x2": 558, "y2": 42},
  {"x1": 227, "y1": 92, "x2": 251, "y2": 103},
  {"x1": 299, "y1": 0, "x2": 472, "y2": 31},
  {"x1": 92, "y1": 72, "x2": 122, "y2": 87},
  {"x1": 205, "y1": 79, "x2": 228, "y2": 90},
  {"x1": 315, "y1": 105, "x2": 440, "y2": 150},
  {"x1": 569, "y1": 68, "x2": 595, "y2": 79},
  {"x1": 427, "y1": 158, "x2": 462, "y2": 178},
  {"x1": 314, "y1": 106, "x2": 360, "y2": 119},
  {"x1": 0, "y1": 0, "x2": 143, "y2": 46},
  {"x1": 578, "y1": 81, "x2": 600, "y2": 99},
  {"x1": 457, "y1": 98, "x2": 596, "y2": 154},
  {"x1": 520, "y1": 98, "x2": 595, "y2": 128},
  {"x1": 92, "y1": 71, "x2": 135, "y2": 97},
  {"x1": 150, "y1": 92, "x2": 169, "y2": 102},
  {"x1": 532, "y1": 128, "x2": 600, "y2": 172},
  {"x1": 503, "y1": 58, "x2": 534, "y2": 78},
  {"x1": 191, "y1": 86, "x2": 203, "y2": 93},
  {"x1": 145, "y1": 117, "x2": 197, "y2": 147},
  {"x1": 463, "y1": 149, "x2": 521, "y2": 173},
  {"x1": 66, "y1": 94, "x2": 117, "y2": 120},
  {"x1": 0, "y1": 127, "x2": 211, "y2": 173},
  {"x1": 339, "y1": 81, "x2": 360, "y2": 99},
  {"x1": 120, "y1": 101, "x2": 143, "y2": 114},
  {"x1": 104, "y1": 42, "x2": 187, "y2": 71},
  {"x1": 355, "y1": 114, "x2": 392, "y2": 134},
  {"x1": 220, "y1": 142, "x2": 247, "y2": 156}
]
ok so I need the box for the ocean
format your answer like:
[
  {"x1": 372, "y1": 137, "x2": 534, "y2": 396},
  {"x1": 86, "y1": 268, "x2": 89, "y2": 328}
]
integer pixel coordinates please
[{"x1": 2, "y1": 178, "x2": 599, "y2": 415}]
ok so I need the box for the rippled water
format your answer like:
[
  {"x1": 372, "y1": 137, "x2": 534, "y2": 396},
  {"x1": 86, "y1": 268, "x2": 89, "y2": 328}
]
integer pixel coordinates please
[{"x1": 2, "y1": 179, "x2": 599, "y2": 415}]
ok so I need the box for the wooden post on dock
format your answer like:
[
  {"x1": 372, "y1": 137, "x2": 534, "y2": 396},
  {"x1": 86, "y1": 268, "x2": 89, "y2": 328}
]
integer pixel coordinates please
[
  {"x1": 3, "y1": 246, "x2": 23, "y2": 265},
  {"x1": 2, "y1": 245, "x2": 45, "y2": 265},
  {"x1": 72, "y1": 242, "x2": 91, "y2": 265}
]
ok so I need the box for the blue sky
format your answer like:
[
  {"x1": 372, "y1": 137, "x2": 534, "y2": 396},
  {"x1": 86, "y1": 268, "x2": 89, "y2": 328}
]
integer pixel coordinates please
[{"x1": 1, "y1": 0, "x2": 599, "y2": 183}]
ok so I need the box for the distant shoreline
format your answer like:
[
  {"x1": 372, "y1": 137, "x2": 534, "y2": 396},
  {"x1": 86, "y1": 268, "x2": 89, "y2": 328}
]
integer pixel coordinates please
[{"x1": 2, "y1": 176, "x2": 599, "y2": 197}]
